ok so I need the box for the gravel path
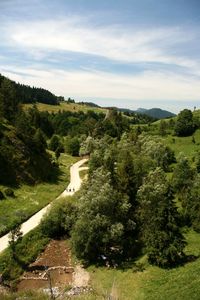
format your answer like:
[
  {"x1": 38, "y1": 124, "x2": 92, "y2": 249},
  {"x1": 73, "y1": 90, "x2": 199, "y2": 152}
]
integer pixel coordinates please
[{"x1": 0, "y1": 158, "x2": 88, "y2": 254}]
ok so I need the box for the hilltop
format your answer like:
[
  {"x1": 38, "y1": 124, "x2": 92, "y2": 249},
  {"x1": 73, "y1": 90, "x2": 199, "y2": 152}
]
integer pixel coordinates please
[
  {"x1": 104, "y1": 106, "x2": 176, "y2": 120},
  {"x1": 24, "y1": 101, "x2": 106, "y2": 114},
  {"x1": 136, "y1": 107, "x2": 176, "y2": 119}
]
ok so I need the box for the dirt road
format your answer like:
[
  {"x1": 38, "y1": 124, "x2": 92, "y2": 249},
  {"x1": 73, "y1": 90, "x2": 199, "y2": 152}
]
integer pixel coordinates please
[{"x1": 0, "y1": 158, "x2": 88, "y2": 254}]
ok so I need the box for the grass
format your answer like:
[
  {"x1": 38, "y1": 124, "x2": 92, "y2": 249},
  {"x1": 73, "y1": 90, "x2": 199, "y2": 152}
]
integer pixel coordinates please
[
  {"x1": 79, "y1": 169, "x2": 88, "y2": 180},
  {"x1": 163, "y1": 129, "x2": 200, "y2": 160},
  {"x1": 0, "y1": 291, "x2": 49, "y2": 300},
  {"x1": 0, "y1": 226, "x2": 50, "y2": 283},
  {"x1": 1, "y1": 229, "x2": 200, "y2": 299},
  {"x1": 0, "y1": 153, "x2": 78, "y2": 236},
  {"x1": 23, "y1": 102, "x2": 107, "y2": 114},
  {"x1": 69, "y1": 229, "x2": 200, "y2": 300}
]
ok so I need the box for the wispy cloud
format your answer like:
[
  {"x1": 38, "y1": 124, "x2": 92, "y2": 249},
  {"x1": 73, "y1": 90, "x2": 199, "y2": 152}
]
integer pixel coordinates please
[
  {"x1": 2, "y1": 64, "x2": 200, "y2": 112},
  {"x1": 1, "y1": 10, "x2": 200, "y2": 112},
  {"x1": 4, "y1": 17, "x2": 199, "y2": 74}
]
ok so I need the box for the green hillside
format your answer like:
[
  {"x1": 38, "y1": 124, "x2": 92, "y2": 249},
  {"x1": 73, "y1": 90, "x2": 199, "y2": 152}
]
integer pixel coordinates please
[
  {"x1": 164, "y1": 129, "x2": 200, "y2": 160},
  {"x1": 23, "y1": 101, "x2": 107, "y2": 114},
  {"x1": 77, "y1": 230, "x2": 200, "y2": 300},
  {"x1": 1, "y1": 74, "x2": 200, "y2": 300}
]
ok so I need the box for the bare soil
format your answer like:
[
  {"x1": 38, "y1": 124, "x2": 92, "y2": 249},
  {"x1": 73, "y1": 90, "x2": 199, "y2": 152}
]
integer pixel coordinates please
[{"x1": 17, "y1": 240, "x2": 73, "y2": 291}]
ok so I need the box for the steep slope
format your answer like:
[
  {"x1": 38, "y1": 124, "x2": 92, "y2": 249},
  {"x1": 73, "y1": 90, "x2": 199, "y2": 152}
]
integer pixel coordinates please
[
  {"x1": 0, "y1": 120, "x2": 55, "y2": 185},
  {"x1": 0, "y1": 73, "x2": 59, "y2": 105}
]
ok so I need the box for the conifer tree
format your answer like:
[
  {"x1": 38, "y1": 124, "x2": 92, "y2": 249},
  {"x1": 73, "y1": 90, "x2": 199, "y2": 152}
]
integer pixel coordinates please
[
  {"x1": 172, "y1": 153, "x2": 194, "y2": 193},
  {"x1": 0, "y1": 78, "x2": 19, "y2": 121},
  {"x1": 137, "y1": 168, "x2": 186, "y2": 267}
]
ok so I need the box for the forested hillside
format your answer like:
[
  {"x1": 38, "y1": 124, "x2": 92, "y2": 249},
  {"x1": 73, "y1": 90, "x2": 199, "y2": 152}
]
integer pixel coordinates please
[
  {"x1": 39, "y1": 106, "x2": 200, "y2": 270},
  {"x1": 1, "y1": 74, "x2": 200, "y2": 299},
  {"x1": 0, "y1": 77, "x2": 57, "y2": 185},
  {"x1": 0, "y1": 74, "x2": 59, "y2": 105},
  {"x1": 0, "y1": 75, "x2": 132, "y2": 185},
  {"x1": 136, "y1": 107, "x2": 176, "y2": 119}
]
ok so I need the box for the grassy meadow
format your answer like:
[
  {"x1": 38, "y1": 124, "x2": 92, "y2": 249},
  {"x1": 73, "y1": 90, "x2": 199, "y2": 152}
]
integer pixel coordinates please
[
  {"x1": 0, "y1": 153, "x2": 78, "y2": 236},
  {"x1": 23, "y1": 102, "x2": 107, "y2": 114},
  {"x1": 163, "y1": 129, "x2": 200, "y2": 160},
  {"x1": 68, "y1": 229, "x2": 200, "y2": 300}
]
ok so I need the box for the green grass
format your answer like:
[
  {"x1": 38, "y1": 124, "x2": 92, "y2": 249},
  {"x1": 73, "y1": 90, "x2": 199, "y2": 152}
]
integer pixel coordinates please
[
  {"x1": 69, "y1": 230, "x2": 200, "y2": 300},
  {"x1": 1, "y1": 229, "x2": 200, "y2": 299},
  {"x1": 0, "y1": 226, "x2": 50, "y2": 289},
  {"x1": 0, "y1": 153, "x2": 78, "y2": 236},
  {"x1": 79, "y1": 169, "x2": 88, "y2": 180},
  {"x1": 0, "y1": 291, "x2": 49, "y2": 300},
  {"x1": 163, "y1": 129, "x2": 200, "y2": 160},
  {"x1": 24, "y1": 102, "x2": 107, "y2": 114}
]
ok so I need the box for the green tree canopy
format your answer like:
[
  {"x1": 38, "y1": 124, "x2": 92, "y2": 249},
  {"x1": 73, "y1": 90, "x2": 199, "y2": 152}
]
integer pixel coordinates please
[
  {"x1": 182, "y1": 175, "x2": 200, "y2": 232},
  {"x1": 137, "y1": 168, "x2": 186, "y2": 267},
  {"x1": 172, "y1": 153, "x2": 194, "y2": 193},
  {"x1": 0, "y1": 78, "x2": 20, "y2": 121},
  {"x1": 71, "y1": 168, "x2": 135, "y2": 263},
  {"x1": 174, "y1": 109, "x2": 196, "y2": 137}
]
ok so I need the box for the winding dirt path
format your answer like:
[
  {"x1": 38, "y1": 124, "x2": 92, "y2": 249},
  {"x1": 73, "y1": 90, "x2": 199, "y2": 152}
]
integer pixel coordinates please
[{"x1": 0, "y1": 158, "x2": 88, "y2": 254}]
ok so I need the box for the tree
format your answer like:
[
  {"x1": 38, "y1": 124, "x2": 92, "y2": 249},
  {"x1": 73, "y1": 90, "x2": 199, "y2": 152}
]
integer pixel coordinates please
[
  {"x1": 159, "y1": 120, "x2": 167, "y2": 136},
  {"x1": 137, "y1": 168, "x2": 186, "y2": 267},
  {"x1": 172, "y1": 153, "x2": 194, "y2": 193},
  {"x1": 41, "y1": 197, "x2": 78, "y2": 237},
  {"x1": 33, "y1": 128, "x2": 47, "y2": 151},
  {"x1": 182, "y1": 175, "x2": 200, "y2": 232},
  {"x1": 49, "y1": 134, "x2": 63, "y2": 152},
  {"x1": 140, "y1": 135, "x2": 175, "y2": 171},
  {"x1": 116, "y1": 150, "x2": 137, "y2": 200},
  {"x1": 79, "y1": 136, "x2": 96, "y2": 156},
  {"x1": 195, "y1": 151, "x2": 200, "y2": 173},
  {"x1": 71, "y1": 168, "x2": 133, "y2": 263},
  {"x1": 174, "y1": 109, "x2": 196, "y2": 136},
  {"x1": 0, "y1": 78, "x2": 20, "y2": 121},
  {"x1": 9, "y1": 225, "x2": 22, "y2": 260},
  {"x1": 66, "y1": 137, "x2": 80, "y2": 156}
]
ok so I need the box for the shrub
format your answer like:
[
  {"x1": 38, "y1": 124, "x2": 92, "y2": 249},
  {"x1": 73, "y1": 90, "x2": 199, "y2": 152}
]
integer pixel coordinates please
[
  {"x1": 0, "y1": 190, "x2": 5, "y2": 200},
  {"x1": 4, "y1": 188, "x2": 15, "y2": 197}
]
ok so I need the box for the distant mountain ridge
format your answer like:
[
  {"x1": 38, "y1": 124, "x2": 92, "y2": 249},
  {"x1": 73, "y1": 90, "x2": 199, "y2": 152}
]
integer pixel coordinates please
[
  {"x1": 136, "y1": 108, "x2": 176, "y2": 119},
  {"x1": 105, "y1": 106, "x2": 176, "y2": 119},
  {"x1": 0, "y1": 73, "x2": 176, "y2": 119}
]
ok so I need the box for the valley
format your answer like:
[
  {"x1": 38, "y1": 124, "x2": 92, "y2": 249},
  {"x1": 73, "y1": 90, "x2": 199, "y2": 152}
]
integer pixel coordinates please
[{"x1": 0, "y1": 74, "x2": 200, "y2": 300}]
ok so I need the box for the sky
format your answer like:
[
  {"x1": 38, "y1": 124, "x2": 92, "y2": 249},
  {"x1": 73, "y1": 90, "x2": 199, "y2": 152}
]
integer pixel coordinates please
[{"x1": 0, "y1": 0, "x2": 200, "y2": 113}]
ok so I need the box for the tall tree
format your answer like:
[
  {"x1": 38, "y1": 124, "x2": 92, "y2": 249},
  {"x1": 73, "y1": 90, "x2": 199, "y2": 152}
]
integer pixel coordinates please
[
  {"x1": 71, "y1": 168, "x2": 134, "y2": 263},
  {"x1": 137, "y1": 168, "x2": 186, "y2": 267},
  {"x1": 116, "y1": 150, "x2": 137, "y2": 200},
  {"x1": 172, "y1": 153, "x2": 194, "y2": 193},
  {"x1": 0, "y1": 78, "x2": 20, "y2": 121},
  {"x1": 182, "y1": 175, "x2": 200, "y2": 232},
  {"x1": 174, "y1": 109, "x2": 195, "y2": 136}
]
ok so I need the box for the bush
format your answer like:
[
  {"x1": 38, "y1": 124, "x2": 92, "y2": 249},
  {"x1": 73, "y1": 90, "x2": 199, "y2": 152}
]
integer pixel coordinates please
[
  {"x1": 4, "y1": 188, "x2": 15, "y2": 197},
  {"x1": 40, "y1": 197, "x2": 78, "y2": 238},
  {"x1": 0, "y1": 190, "x2": 5, "y2": 200}
]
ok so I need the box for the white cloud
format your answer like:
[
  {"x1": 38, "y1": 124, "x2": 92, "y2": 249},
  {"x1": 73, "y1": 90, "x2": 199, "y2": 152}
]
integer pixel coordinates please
[
  {"x1": 2, "y1": 65, "x2": 200, "y2": 113},
  {"x1": 5, "y1": 18, "x2": 200, "y2": 74},
  {"x1": 1, "y1": 16, "x2": 200, "y2": 112}
]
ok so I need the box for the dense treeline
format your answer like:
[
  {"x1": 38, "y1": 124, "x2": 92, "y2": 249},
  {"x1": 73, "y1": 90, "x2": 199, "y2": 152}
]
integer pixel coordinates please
[
  {"x1": 0, "y1": 76, "x2": 130, "y2": 184},
  {"x1": 41, "y1": 132, "x2": 188, "y2": 268},
  {"x1": 0, "y1": 74, "x2": 59, "y2": 105},
  {"x1": 1, "y1": 72, "x2": 200, "y2": 271},
  {"x1": 40, "y1": 107, "x2": 200, "y2": 268},
  {"x1": 0, "y1": 78, "x2": 57, "y2": 185},
  {"x1": 124, "y1": 110, "x2": 157, "y2": 124}
]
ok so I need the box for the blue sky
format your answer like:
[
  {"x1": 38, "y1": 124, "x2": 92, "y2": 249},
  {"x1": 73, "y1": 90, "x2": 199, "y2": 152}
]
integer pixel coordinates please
[{"x1": 0, "y1": 0, "x2": 200, "y2": 112}]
